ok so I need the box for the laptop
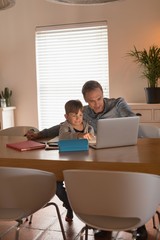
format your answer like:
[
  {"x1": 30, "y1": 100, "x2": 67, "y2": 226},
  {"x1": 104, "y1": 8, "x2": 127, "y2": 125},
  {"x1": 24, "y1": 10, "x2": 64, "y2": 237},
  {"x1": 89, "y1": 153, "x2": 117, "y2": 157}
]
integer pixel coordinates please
[{"x1": 89, "y1": 116, "x2": 139, "y2": 149}]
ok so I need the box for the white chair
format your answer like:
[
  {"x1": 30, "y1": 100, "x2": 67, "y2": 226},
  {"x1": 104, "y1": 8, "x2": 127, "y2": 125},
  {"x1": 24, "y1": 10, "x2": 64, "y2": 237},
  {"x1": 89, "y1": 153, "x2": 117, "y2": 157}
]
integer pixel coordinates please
[
  {"x1": 0, "y1": 126, "x2": 38, "y2": 136},
  {"x1": 64, "y1": 170, "x2": 160, "y2": 240},
  {"x1": 0, "y1": 167, "x2": 66, "y2": 240},
  {"x1": 138, "y1": 124, "x2": 160, "y2": 234},
  {"x1": 138, "y1": 124, "x2": 160, "y2": 138},
  {"x1": 0, "y1": 126, "x2": 40, "y2": 226}
]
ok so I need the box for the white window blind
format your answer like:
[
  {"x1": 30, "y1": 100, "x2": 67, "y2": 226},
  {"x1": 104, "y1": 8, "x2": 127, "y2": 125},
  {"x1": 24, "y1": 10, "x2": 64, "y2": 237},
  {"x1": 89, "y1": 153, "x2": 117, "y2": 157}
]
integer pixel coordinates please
[{"x1": 36, "y1": 21, "x2": 109, "y2": 130}]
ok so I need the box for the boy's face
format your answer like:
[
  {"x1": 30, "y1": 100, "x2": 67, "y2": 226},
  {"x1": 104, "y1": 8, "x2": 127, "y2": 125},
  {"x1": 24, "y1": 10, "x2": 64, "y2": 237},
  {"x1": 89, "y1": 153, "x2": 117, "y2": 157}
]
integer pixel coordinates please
[{"x1": 65, "y1": 109, "x2": 83, "y2": 127}]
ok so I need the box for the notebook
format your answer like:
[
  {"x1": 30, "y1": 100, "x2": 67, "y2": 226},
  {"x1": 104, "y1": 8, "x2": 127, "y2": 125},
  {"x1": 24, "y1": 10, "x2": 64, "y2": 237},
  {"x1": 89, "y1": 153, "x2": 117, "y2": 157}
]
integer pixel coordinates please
[
  {"x1": 89, "y1": 116, "x2": 139, "y2": 149},
  {"x1": 6, "y1": 140, "x2": 46, "y2": 151},
  {"x1": 47, "y1": 136, "x2": 59, "y2": 146}
]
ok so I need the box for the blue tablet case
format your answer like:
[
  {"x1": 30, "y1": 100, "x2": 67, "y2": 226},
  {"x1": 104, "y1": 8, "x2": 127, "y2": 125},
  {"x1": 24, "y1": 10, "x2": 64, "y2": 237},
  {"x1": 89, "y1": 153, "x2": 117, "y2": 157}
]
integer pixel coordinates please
[{"x1": 58, "y1": 139, "x2": 89, "y2": 152}]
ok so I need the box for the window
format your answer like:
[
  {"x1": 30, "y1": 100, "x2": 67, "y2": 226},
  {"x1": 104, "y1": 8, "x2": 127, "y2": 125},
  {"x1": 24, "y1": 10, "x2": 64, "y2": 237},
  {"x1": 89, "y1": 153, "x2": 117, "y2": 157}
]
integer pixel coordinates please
[{"x1": 36, "y1": 21, "x2": 109, "y2": 130}]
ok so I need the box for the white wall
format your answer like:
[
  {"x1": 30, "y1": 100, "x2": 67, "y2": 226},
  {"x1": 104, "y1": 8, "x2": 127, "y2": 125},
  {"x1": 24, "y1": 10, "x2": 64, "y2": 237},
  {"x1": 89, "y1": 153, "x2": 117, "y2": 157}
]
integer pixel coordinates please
[{"x1": 0, "y1": 0, "x2": 160, "y2": 128}]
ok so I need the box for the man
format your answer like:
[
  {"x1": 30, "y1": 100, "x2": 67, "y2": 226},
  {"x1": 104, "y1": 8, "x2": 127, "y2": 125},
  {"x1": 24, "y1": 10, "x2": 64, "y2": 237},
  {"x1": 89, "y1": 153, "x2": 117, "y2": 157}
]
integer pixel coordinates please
[
  {"x1": 26, "y1": 80, "x2": 148, "y2": 240},
  {"x1": 82, "y1": 80, "x2": 135, "y2": 132},
  {"x1": 81, "y1": 81, "x2": 148, "y2": 240}
]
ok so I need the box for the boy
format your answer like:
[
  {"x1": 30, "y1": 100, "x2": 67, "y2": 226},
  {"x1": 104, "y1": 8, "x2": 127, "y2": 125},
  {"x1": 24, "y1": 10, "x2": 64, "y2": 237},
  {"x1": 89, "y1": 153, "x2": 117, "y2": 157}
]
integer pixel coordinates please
[
  {"x1": 57, "y1": 99, "x2": 94, "y2": 223},
  {"x1": 59, "y1": 99, "x2": 94, "y2": 140}
]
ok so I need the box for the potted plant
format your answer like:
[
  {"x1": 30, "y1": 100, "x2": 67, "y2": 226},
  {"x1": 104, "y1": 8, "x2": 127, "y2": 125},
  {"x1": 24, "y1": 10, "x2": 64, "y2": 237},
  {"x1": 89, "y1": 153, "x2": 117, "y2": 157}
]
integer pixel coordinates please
[
  {"x1": 128, "y1": 45, "x2": 160, "y2": 103},
  {"x1": 1, "y1": 87, "x2": 12, "y2": 107}
]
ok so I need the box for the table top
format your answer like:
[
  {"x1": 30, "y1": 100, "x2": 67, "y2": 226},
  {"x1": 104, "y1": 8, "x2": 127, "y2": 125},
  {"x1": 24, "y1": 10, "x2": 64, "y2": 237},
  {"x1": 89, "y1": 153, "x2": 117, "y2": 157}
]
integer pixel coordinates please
[{"x1": 0, "y1": 136, "x2": 160, "y2": 180}]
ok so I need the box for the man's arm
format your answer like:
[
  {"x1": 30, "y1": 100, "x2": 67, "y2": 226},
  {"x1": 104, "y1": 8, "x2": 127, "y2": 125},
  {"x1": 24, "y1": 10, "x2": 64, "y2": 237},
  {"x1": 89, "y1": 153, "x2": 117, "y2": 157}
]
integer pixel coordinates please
[
  {"x1": 116, "y1": 98, "x2": 136, "y2": 117},
  {"x1": 26, "y1": 124, "x2": 60, "y2": 140}
]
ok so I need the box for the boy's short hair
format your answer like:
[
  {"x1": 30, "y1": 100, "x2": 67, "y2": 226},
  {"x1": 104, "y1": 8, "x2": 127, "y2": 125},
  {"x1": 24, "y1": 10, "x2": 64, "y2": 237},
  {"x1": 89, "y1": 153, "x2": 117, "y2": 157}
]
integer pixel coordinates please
[{"x1": 65, "y1": 100, "x2": 83, "y2": 114}]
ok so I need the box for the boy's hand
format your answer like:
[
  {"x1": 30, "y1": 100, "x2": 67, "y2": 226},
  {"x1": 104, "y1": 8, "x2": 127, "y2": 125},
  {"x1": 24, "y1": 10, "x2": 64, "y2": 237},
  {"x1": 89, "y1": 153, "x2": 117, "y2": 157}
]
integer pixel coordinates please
[{"x1": 78, "y1": 133, "x2": 95, "y2": 140}]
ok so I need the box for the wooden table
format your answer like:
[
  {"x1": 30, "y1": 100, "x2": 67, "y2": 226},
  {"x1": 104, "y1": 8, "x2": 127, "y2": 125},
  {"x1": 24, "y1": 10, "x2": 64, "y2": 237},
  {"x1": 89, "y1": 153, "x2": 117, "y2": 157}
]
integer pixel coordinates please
[{"x1": 0, "y1": 136, "x2": 160, "y2": 180}]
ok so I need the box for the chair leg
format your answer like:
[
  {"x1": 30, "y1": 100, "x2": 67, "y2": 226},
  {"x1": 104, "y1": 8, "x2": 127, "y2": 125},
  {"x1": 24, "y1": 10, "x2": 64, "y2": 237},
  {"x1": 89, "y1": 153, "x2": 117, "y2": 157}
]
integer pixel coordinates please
[
  {"x1": 85, "y1": 225, "x2": 88, "y2": 240},
  {"x1": 153, "y1": 216, "x2": 157, "y2": 229},
  {"x1": 156, "y1": 229, "x2": 160, "y2": 240},
  {"x1": 44, "y1": 202, "x2": 66, "y2": 240},
  {"x1": 129, "y1": 229, "x2": 137, "y2": 240},
  {"x1": 153, "y1": 211, "x2": 160, "y2": 230},
  {"x1": 15, "y1": 220, "x2": 23, "y2": 240},
  {"x1": 25, "y1": 214, "x2": 33, "y2": 224},
  {"x1": 132, "y1": 231, "x2": 137, "y2": 240},
  {"x1": 155, "y1": 211, "x2": 160, "y2": 240},
  {"x1": 77, "y1": 225, "x2": 91, "y2": 240},
  {"x1": 29, "y1": 214, "x2": 33, "y2": 224},
  {"x1": 78, "y1": 225, "x2": 87, "y2": 240}
]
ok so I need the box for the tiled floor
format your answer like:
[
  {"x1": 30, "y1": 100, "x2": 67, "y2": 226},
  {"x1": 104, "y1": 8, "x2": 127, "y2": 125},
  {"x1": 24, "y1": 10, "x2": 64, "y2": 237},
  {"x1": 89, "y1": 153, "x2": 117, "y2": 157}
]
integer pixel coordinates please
[{"x1": 0, "y1": 196, "x2": 159, "y2": 240}]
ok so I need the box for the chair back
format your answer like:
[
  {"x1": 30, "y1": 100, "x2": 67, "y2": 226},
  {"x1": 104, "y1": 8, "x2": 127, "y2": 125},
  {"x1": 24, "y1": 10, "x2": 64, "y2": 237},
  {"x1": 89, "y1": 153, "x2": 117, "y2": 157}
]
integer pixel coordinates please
[
  {"x1": 138, "y1": 124, "x2": 160, "y2": 138},
  {"x1": 64, "y1": 170, "x2": 160, "y2": 231},
  {"x1": 0, "y1": 167, "x2": 56, "y2": 221},
  {"x1": 0, "y1": 126, "x2": 38, "y2": 136}
]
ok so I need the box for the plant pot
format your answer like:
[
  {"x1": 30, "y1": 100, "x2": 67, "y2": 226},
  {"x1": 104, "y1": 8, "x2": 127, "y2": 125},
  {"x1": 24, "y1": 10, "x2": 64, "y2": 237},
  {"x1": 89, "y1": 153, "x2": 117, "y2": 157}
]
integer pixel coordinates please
[{"x1": 144, "y1": 87, "x2": 160, "y2": 103}]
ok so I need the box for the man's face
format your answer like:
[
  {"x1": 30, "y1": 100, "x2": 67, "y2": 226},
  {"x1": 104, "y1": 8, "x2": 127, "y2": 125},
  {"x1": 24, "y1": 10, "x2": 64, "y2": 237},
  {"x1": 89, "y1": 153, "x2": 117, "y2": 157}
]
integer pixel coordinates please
[{"x1": 84, "y1": 87, "x2": 104, "y2": 113}]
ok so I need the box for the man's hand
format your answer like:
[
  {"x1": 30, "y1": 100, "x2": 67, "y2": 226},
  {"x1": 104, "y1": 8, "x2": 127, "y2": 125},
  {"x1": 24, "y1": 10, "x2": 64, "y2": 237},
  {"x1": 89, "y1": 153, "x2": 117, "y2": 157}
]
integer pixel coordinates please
[{"x1": 25, "y1": 129, "x2": 39, "y2": 140}]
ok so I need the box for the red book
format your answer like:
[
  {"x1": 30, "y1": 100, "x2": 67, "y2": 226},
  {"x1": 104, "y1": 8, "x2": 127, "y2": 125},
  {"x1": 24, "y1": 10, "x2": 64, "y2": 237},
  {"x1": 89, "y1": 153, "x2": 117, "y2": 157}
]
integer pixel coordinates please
[{"x1": 6, "y1": 140, "x2": 46, "y2": 151}]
